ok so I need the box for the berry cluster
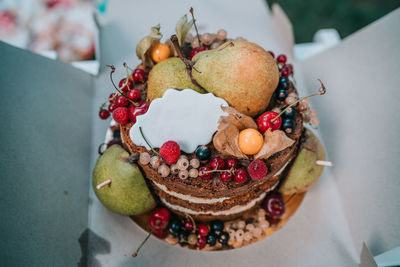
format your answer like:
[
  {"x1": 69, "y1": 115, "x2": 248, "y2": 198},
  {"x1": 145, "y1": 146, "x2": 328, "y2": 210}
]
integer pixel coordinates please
[
  {"x1": 98, "y1": 67, "x2": 149, "y2": 125},
  {"x1": 169, "y1": 218, "x2": 229, "y2": 248}
]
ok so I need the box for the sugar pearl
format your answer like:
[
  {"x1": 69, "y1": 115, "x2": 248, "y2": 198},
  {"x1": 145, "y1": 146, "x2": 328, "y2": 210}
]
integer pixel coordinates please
[
  {"x1": 235, "y1": 229, "x2": 244, "y2": 243},
  {"x1": 260, "y1": 221, "x2": 270, "y2": 230},
  {"x1": 216, "y1": 29, "x2": 227, "y2": 41},
  {"x1": 150, "y1": 156, "x2": 161, "y2": 169},
  {"x1": 184, "y1": 33, "x2": 193, "y2": 43},
  {"x1": 191, "y1": 38, "x2": 200, "y2": 49},
  {"x1": 177, "y1": 157, "x2": 189, "y2": 170},
  {"x1": 244, "y1": 232, "x2": 253, "y2": 242},
  {"x1": 189, "y1": 168, "x2": 198, "y2": 178},
  {"x1": 237, "y1": 220, "x2": 246, "y2": 229},
  {"x1": 158, "y1": 164, "x2": 170, "y2": 177},
  {"x1": 139, "y1": 152, "x2": 151, "y2": 165},
  {"x1": 245, "y1": 224, "x2": 255, "y2": 232},
  {"x1": 288, "y1": 92, "x2": 298, "y2": 99},
  {"x1": 285, "y1": 96, "x2": 297, "y2": 105},
  {"x1": 300, "y1": 98, "x2": 310, "y2": 105},
  {"x1": 190, "y1": 158, "x2": 200, "y2": 168},
  {"x1": 200, "y1": 33, "x2": 215, "y2": 46},
  {"x1": 253, "y1": 227, "x2": 263, "y2": 237},
  {"x1": 170, "y1": 164, "x2": 179, "y2": 175},
  {"x1": 228, "y1": 228, "x2": 236, "y2": 238},
  {"x1": 298, "y1": 102, "x2": 309, "y2": 113},
  {"x1": 210, "y1": 42, "x2": 221, "y2": 49},
  {"x1": 178, "y1": 170, "x2": 189, "y2": 179}
]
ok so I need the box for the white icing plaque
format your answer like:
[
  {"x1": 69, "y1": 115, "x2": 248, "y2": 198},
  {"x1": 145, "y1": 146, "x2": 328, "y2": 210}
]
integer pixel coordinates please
[{"x1": 130, "y1": 89, "x2": 228, "y2": 153}]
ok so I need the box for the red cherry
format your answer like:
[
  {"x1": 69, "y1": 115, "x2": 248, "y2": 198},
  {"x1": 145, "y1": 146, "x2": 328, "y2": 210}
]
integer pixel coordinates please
[
  {"x1": 234, "y1": 168, "x2": 248, "y2": 183},
  {"x1": 116, "y1": 95, "x2": 129, "y2": 107},
  {"x1": 266, "y1": 215, "x2": 281, "y2": 226},
  {"x1": 199, "y1": 166, "x2": 212, "y2": 180},
  {"x1": 99, "y1": 109, "x2": 110, "y2": 120},
  {"x1": 280, "y1": 66, "x2": 290, "y2": 78},
  {"x1": 184, "y1": 220, "x2": 193, "y2": 231},
  {"x1": 256, "y1": 111, "x2": 282, "y2": 134},
  {"x1": 263, "y1": 192, "x2": 285, "y2": 218},
  {"x1": 132, "y1": 69, "x2": 146, "y2": 83},
  {"x1": 210, "y1": 158, "x2": 225, "y2": 170},
  {"x1": 197, "y1": 224, "x2": 210, "y2": 237},
  {"x1": 149, "y1": 207, "x2": 170, "y2": 231},
  {"x1": 152, "y1": 228, "x2": 166, "y2": 238},
  {"x1": 127, "y1": 104, "x2": 137, "y2": 123},
  {"x1": 190, "y1": 46, "x2": 210, "y2": 59},
  {"x1": 112, "y1": 107, "x2": 129, "y2": 125},
  {"x1": 197, "y1": 236, "x2": 207, "y2": 249},
  {"x1": 119, "y1": 78, "x2": 133, "y2": 92},
  {"x1": 220, "y1": 171, "x2": 232, "y2": 182},
  {"x1": 277, "y1": 54, "x2": 287, "y2": 64},
  {"x1": 267, "y1": 51, "x2": 275, "y2": 58},
  {"x1": 225, "y1": 158, "x2": 238, "y2": 169},
  {"x1": 127, "y1": 88, "x2": 141, "y2": 101},
  {"x1": 133, "y1": 100, "x2": 150, "y2": 117},
  {"x1": 109, "y1": 93, "x2": 117, "y2": 103}
]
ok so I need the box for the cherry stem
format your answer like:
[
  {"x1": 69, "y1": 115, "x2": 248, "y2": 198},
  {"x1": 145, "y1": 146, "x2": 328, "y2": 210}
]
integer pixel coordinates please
[
  {"x1": 185, "y1": 213, "x2": 197, "y2": 232},
  {"x1": 271, "y1": 79, "x2": 326, "y2": 123},
  {"x1": 139, "y1": 127, "x2": 159, "y2": 156},
  {"x1": 132, "y1": 220, "x2": 161, "y2": 257},
  {"x1": 189, "y1": 7, "x2": 201, "y2": 48},
  {"x1": 106, "y1": 64, "x2": 138, "y2": 107}
]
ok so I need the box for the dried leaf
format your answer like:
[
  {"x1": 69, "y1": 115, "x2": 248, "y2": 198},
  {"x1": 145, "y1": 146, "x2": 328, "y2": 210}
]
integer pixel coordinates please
[
  {"x1": 220, "y1": 106, "x2": 257, "y2": 131},
  {"x1": 136, "y1": 24, "x2": 162, "y2": 68},
  {"x1": 175, "y1": 14, "x2": 193, "y2": 46},
  {"x1": 213, "y1": 123, "x2": 248, "y2": 159},
  {"x1": 255, "y1": 130, "x2": 295, "y2": 160}
]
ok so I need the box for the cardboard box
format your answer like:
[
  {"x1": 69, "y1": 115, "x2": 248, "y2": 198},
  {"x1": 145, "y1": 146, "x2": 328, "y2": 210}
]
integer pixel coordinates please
[{"x1": 1, "y1": 0, "x2": 399, "y2": 266}]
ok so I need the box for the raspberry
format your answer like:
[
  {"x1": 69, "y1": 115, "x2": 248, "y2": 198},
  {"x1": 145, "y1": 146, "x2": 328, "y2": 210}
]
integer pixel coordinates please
[
  {"x1": 159, "y1": 141, "x2": 180, "y2": 165},
  {"x1": 112, "y1": 107, "x2": 129, "y2": 125},
  {"x1": 248, "y1": 159, "x2": 268, "y2": 180}
]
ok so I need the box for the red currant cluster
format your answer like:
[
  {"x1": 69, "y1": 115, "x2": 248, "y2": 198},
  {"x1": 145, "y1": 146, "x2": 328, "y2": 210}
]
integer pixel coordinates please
[
  {"x1": 98, "y1": 68, "x2": 149, "y2": 125},
  {"x1": 198, "y1": 158, "x2": 249, "y2": 183}
]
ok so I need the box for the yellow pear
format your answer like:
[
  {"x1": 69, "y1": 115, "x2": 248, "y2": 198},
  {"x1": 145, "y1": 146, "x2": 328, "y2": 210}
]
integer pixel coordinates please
[
  {"x1": 147, "y1": 57, "x2": 206, "y2": 100},
  {"x1": 192, "y1": 41, "x2": 279, "y2": 116}
]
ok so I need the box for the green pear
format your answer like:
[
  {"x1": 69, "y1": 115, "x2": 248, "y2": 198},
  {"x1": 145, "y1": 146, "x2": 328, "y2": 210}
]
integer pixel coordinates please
[
  {"x1": 92, "y1": 145, "x2": 156, "y2": 215},
  {"x1": 192, "y1": 40, "x2": 279, "y2": 116},
  {"x1": 279, "y1": 128, "x2": 326, "y2": 195},
  {"x1": 147, "y1": 57, "x2": 206, "y2": 100}
]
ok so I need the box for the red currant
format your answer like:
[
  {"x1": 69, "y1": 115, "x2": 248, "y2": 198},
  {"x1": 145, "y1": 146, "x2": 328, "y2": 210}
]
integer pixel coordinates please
[
  {"x1": 267, "y1": 51, "x2": 275, "y2": 58},
  {"x1": 109, "y1": 93, "x2": 117, "y2": 103},
  {"x1": 119, "y1": 78, "x2": 133, "y2": 92},
  {"x1": 199, "y1": 166, "x2": 212, "y2": 180},
  {"x1": 263, "y1": 192, "x2": 285, "y2": 218},
  {"x1": 210, "y1": 158, "x2": 225, "y2": 170},
  {"x1": 127, "y1": 104, "x2": 137, "y2": 123},
  {"x1": 280, "y1": 66, "x2": 290, "y2": 78},
  {"x1": 99, "y1": 109, "x2": 110, "y2": 120},
  {"x1": 277, "y1": 54, "x2": 287, "y2": 64},
  {"x1": 184, "y1": 220, "x2": 193, "y2": 232},
  {"x1": 286, "y1": 63, "x2": 293, "y2": 74},
  {"x1": 190, "y1": 46, "x2": 209, "y2": 59},
  {"x1": 256, "y1": 111, "x2": 282, "y2": 134},
  {"x1": 197, "y1": 224, "x2": 210, "y2": 237},
  {"x1": 149, "y1": 207, "x2": 170, "y2": 231},
  {"x1": 234, "y1": 168, "x2": 248, "y2": 183},
  {"x1": 132, "y1": 69, "x2": 146, "y2": 83},
  {"x1": 197, "y1": 236, "x2": 207, "y2": 249},
  {"x1": 127, "y1": 88, "x2": 141, "y2": 101},
  {"x1": 220, "y1": 171, "x2": 232, "y2": 182},
  {"x1": 108, "y1": 103, "x2": 117, "y2": 113},
  {"x1": 225, "y1": 158, "x2": 238, "y2": 169},
  {"x1": 116, "y1": 95, "x2": 129, "y2": 107}
]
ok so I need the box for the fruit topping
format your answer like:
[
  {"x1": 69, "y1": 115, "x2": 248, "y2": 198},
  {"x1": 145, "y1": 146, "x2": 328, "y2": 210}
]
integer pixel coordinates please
[
  {"x1": 160, "y1": 141, "x2": 181, "y2": 164},
  {"x1": 218, "y1": 232, "x2": 229, "y2": 246},
  {"x1": 206, "y1": 233, "x2": 217, "y2": 246},
  {"x1": 112, "y1": 107, "x2": 129, "y2": 125},
  {"x1": 210, "y1": 220, "x2": 224, "y2": 234},
  {"x1": 225, "y1": 158, "x2": 238, "y2": 169},
  {"x1": 119, "y1": 78, "x2": 133, "y2": 92},
  {"x1": 247, "y1": 160, "x2": 268, "y2": 180},
  {"x1": 238, "y1": 128, "x2": 264, "y2": 155},
  {"x1": 149, "y1": 207, "x2": 171, "y2": 231},
  {"x1": 184, "y1": 220, "x2": 194, "y2": 232},
  {"x1": 195, "y1": 145, "x2": 211, "y2": 161},
  {"x1": 281, "y1": 118, "x2": 295, "y2": 134},
  {"x1": 263, "y1": 192, "x2": 285, "y2": 218},
  {"x1": 127, "y1": 88, "x2": 141, "y2": 101},
  {"x1": 132, "y1": 68, "x2": 146, "y2": 83},
  {"x1": 99, "y1": 109, "x2": 110, "y2": 120},
  {"x1": 198, "y1": 166, "x2": 212, "y2": 180},
  {"x1": 188, "y1": 233, "x2": 198, "y2": 246},
  {"x1": 256, "y1": 111, "x2": 282, "y2": 134},
  {"x1": 169, "y1": 219, "x2": 182, "y2": 235},
  {"x1": 210, "y1": 157, "x2": 225, "y2": 170},
  {"x1": 197, "y1": 224, "x2": 210, "y2": 237},
  {"x1": 197, "y1": 236, "x2": 207, "y2": 249},
  {"x1": 116, "y1": 95, "x2": 129, "y2": 107},
  {"x1": 220, "y1": 171, "x2": 233, "y2": 182},
  {"x1": 234, "y1": 168, "x2": 248, "y2": 183},
  {"x1": 151, "y1": 42, "x2": 171, "y2": 63},
  {"x1": 276, "y1": 54, "x2": 287, "y2": 64}
]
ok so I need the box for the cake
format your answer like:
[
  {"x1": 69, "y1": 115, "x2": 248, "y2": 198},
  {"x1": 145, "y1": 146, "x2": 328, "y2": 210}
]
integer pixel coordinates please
[{"x1": 93, "y1": 10, "x2": 327, "y2": 252}]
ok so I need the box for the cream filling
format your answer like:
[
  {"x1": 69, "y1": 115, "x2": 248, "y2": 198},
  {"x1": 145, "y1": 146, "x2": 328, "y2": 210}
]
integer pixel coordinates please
[
  {"x1": 153, "y1": 159, "x2": 292, "y2": 204},
  {"x1": 160, "y1": 192, "x2": 267, "y2": 216}
]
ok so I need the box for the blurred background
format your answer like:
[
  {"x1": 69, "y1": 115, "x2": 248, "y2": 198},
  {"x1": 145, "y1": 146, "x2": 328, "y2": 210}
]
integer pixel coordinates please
[{"x1": 0, "y1": 0, "x2": 398, "y2": 63}]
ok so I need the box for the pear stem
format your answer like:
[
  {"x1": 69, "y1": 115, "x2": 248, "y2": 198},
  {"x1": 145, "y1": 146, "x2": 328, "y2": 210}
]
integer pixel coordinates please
[
  {"x1": 316, "y1": 160, "x2": 332, "y2": 166},
  {"x1": 139, "y1": 127, "x2": 159, "y2": 156},
  {"x1": 106, "y1": 64, "x2": 138, "y2": 106},
  {"x1": 271, "y1": 79, "x2": 326, "y2": 123},
  {"x1": 96, "y1": 179, "x2": 112, "y2": 190},
  {"x1": 133, "y1": 220, "x2": 161, "y2": 257},
  {"x1": 189, "y1": 7, "x2": 201, "y2": 47}
]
